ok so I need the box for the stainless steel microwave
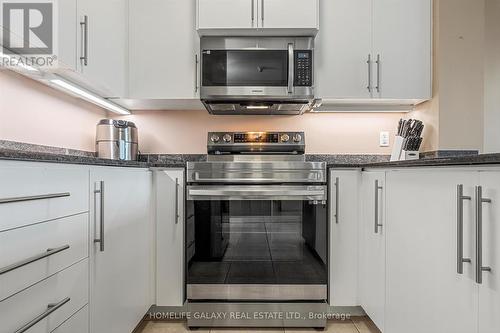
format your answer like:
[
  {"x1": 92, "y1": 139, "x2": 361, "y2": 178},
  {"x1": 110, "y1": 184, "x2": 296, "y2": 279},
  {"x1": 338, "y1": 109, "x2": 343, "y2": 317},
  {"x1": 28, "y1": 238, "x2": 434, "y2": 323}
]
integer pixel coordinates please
[{"x1": 200, "y1": 37, "x2": 315, "y2": 115}]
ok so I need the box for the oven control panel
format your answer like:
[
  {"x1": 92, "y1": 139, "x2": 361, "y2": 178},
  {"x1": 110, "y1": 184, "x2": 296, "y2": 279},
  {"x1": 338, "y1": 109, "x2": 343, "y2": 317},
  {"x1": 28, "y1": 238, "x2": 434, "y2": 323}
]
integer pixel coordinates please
[
  {"x1": 207, "y1": 132, "x2": 305, "y2": 154},
  {"x1": 294, "y1": 50, "x2": 313, "y2": 87}
]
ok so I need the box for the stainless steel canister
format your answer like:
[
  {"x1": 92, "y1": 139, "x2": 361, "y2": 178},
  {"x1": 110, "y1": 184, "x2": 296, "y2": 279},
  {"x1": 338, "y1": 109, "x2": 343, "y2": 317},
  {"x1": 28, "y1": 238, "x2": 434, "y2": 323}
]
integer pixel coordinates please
[{"x1": 96, "y1": 119, "x2": 138, "y2": 160}]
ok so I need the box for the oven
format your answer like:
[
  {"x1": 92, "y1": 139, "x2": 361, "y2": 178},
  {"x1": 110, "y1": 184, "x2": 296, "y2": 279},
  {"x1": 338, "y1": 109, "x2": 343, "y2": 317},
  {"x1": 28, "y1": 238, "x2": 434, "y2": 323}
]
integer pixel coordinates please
[
  {"x1": 185, "y1": 132, "x2": 328, "y2": 303},
  {"x1": 200, "y1": 37, "x2": 315, "y2": 115}
]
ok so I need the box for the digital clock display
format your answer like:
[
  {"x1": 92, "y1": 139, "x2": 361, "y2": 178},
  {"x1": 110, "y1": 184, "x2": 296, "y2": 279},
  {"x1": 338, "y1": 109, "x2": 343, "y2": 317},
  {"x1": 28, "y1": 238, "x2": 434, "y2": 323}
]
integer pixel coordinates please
[{"x1": 233, "y1": 133, "x2": 279, "y2": 143}]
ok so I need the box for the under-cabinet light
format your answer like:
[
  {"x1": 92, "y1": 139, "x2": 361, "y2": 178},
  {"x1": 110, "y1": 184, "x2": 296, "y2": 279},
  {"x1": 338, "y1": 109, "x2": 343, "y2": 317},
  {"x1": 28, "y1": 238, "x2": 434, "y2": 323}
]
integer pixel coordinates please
[{"x1": 50, "y1": 78, "x2": 131, "y2": 115}]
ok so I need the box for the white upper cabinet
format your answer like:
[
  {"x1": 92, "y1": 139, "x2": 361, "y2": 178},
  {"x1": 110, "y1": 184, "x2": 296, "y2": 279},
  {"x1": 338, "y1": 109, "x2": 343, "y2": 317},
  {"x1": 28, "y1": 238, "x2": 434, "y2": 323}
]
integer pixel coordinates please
[
  {"x1": 372, "y1": 0, "x2": 432, "y2": 100},
  {"x1": 315, "y1": 0, "x2": 372, "y2": 99},
  {"x1": 197, "y1": 0, "x2": 318, "y2": 34},
  {"x1": 75, "y1": 0, "x2": 128, "y2": 98},
  {"x1": 197, "y1": 0, "x2": 256, "y2": 29},
  {"x1": 260, "y1": 0, "x2": 319, "y2": 29},
  {"x1": 315, "y1": 0, "x2": 432, "y2": 103},
  {"x1": 129, "y1": 0, "x2": 200, "y2": 99}
]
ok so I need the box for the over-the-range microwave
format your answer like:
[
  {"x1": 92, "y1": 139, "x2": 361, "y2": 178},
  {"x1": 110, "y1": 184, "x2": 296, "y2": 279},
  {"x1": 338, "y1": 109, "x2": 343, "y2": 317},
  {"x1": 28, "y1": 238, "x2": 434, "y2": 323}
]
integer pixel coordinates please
[{"x1": 200, "y1": 36, "x2": 316, "y2": 115}]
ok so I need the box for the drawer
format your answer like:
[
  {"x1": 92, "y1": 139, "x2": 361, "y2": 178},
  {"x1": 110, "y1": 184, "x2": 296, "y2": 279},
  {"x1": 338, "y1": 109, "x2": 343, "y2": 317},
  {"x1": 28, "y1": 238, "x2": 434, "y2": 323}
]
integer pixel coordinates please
[
  {"x1": 0, "y1": 259, "x2": 88, "y2": 333},
  {"x1": 0, "y1": 214, "x2": 89, "y2": 300},
  {"x1": 0, "y1": 164, "x2": 89, "y2": 232},
  {"x1": 52, "y1": 305, "x2": 89, "y2": 333}
]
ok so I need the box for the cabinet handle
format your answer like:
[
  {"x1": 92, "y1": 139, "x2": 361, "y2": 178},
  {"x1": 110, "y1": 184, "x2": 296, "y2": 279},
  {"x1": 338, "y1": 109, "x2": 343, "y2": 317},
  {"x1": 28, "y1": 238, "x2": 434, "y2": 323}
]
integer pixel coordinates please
[
  {"x1": 457, "y1": 185, "x2": 472, "y2": 274},
  {"x1": 94, "y1": 181, "x2": 105, "y2": 252},
  {"x1": 0, "y1": 192, "x2": 70, "y2": 204},
  {"x1": 194, "y1": 54, "x2": 199, "y2": 93},
  {"x1": 475, "y1": 186, "x2": 492, "y2": 284},
  {"x1": 175, "y1": 178, "x2": 180, "y2": 224},
  {"x1": 376, "y1": 54, "x2": 381, "y2": 93},
  {"x1": 374, "y1": 180, "x2": 383, "y2": 234},
  {"x1": 334, "y1": 177, "x2": 339, "y2": 224},
  {"x1": 251, "y1": 0, "x2": 255, "y2": 27},
  {"x1": 0, "y1": 245, "x2": 70, "y2": 276},
  {"x1": 261, "y1": 0, "x2": 264, "y2": 27},
  {"x1": 80, "y1": 15, "x2": 88, "y2": 66},
  {"x1": 14, "y1": 297, "x2": 70, "y2": 333},
  {"x1": 367, "y1": 54, "x2": 372, "y2": 93}
]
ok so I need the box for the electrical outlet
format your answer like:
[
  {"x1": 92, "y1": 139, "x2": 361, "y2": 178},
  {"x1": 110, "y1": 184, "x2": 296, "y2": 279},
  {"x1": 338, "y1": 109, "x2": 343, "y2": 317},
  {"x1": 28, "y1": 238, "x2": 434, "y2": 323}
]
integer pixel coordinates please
[{"x1": 380, "y1": 131, "x2": 390, "y2": 147}]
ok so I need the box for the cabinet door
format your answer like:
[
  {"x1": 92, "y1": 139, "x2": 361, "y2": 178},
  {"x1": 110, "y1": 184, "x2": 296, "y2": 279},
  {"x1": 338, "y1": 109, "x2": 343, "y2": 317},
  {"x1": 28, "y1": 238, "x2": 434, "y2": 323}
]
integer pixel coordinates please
[
  {"x1": 90, "y1": 168, "x2": 152, "y2": 333},
  {"x1": 77, "y1": 0, "x2": 127, "y2": 97},
  {"x1": 478, "y1": 171, "x2": 500, "y2": 333},
  {"x1": 129, "y1": 0, "x2": 199, "y2": 99},
  {"x1": 315, "y1": 0, "x2": 372, "y2": 99},
  {"x1": 197, "y1": 0, "x2": 256, "y2": 29},
  {"x1": 260, "y1": 0, "x2": 318, "y2": 29},
  {"x1": 329, "y1": 170, "x2": 360, "y2": 306},
  {"x1": 57, "y1": 0, "x2": 77, "y2": 71},
  {"x1": 155, "y1": 169, "x2": 185, "y2": 306},
  {"x1": 372, "y1": 0, "x2": 432, "y2": 100},
  {"x1": 385, "y1": 169, "x2": 478, "y2": 333},
  {"x1": 359, "y1": 171, "x2": 386, "y2": 332}
]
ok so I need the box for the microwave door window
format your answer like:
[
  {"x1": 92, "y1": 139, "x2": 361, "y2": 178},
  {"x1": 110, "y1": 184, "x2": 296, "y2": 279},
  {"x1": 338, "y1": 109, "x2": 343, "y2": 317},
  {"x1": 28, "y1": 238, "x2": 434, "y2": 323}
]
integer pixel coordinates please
[{"x1": 202, "y1": 50, "x2": 288, "y2": 87}]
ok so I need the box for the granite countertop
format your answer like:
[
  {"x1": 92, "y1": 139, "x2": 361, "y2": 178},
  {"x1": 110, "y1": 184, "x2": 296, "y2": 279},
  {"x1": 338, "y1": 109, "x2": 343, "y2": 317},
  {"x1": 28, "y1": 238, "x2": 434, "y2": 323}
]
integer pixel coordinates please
[{"x1": 360, "y1": 153, "x2": 500, "y2": 169}]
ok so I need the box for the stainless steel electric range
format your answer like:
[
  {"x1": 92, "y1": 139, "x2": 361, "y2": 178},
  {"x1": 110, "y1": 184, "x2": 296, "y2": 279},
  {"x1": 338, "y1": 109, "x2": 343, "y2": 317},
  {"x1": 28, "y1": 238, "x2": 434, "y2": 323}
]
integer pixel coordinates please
[{"x1": 185, "y1": 132, "x2": 328, "y2": 328}]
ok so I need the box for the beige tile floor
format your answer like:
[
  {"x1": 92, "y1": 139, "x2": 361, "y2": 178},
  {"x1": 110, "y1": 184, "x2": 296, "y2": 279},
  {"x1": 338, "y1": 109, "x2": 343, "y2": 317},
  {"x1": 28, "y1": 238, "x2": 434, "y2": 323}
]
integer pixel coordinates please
[{"x1": 139, "y1": 317, "x2": 380, "y2": 333}]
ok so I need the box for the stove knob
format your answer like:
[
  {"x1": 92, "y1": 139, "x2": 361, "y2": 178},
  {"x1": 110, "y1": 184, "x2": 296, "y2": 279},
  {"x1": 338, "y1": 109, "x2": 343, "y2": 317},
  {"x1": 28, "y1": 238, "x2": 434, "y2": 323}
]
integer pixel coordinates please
[
  {"x1": 293, "y1": 133, "x2": 302, "y2": 143},
  {"x1": 223, "y1": 134, "x2": 232, "y2": 143},
  {"x1": 280, "y1": 134, "x2": 290, "y2": 143},
  {"x1": 210, "y1": 134, "x2": 220, "y2": 143}
]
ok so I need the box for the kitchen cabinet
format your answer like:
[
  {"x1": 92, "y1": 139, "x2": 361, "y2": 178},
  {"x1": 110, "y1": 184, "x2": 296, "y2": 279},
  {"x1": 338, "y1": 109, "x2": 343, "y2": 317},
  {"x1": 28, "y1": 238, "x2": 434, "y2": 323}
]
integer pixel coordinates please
[
  {"x1": 196, "y1": 0, "x2": 318, "y2": 34},
  {"x1": 315, "y1": 0, "x2": 372, "y2": 100},
  {"x1": 359, "y1": 171, "x2": 386, "y2": 332},
  {"x1": 329, "y1": 169, "x2": 360, "y2": 306},
  {"x1": 90, "y1": 167, "x2": 153, "y2": 333},
  {"x1": 384, "y1": 169, "x2": 478, "y2": 333},
  {"x1": 129, "y1": 0, "x2": 200, "y2": 99},
  {"x1": 155, "y1": 169, "x2": 185, "y2": 307},
  {"x1": 478, "y1": 171, "x2": 500, "y2": 333},
  {"x1": 315, "y1": 0, "x2": 432, "y2": 103}
]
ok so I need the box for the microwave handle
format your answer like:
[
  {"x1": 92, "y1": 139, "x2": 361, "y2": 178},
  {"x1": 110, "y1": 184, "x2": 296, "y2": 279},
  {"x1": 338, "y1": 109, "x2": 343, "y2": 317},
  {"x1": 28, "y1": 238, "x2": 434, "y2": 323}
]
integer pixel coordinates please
[{"x1": 288, "y1": 43, "x2": 294, "y2": 94}]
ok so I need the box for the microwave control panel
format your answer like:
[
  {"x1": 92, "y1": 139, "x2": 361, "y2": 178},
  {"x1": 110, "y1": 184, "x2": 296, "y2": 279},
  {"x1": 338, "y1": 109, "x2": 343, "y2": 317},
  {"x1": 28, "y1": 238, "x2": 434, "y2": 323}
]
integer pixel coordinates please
[{"x1": 294, "y1": 50, "x2": 313, "y2": 87}]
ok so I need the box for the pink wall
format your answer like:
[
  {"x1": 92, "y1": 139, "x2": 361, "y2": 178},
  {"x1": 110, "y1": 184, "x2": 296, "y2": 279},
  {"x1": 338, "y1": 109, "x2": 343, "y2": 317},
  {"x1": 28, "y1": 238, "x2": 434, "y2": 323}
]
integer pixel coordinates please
[
  {"x1": 119, "y1": 110, "x2": 403, "y2": 154},
  {"x1": 1, "y1": 69, "x2": 404, "y2": 154},
  {"x1": 0, "y1": 70, "x2": 107, "y2": 152}
]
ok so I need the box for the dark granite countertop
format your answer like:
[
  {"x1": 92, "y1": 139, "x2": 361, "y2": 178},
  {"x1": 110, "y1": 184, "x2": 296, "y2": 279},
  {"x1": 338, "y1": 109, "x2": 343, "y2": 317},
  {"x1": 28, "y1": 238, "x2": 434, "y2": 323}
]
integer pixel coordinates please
[{"x1": 360, "y1": 153, "x2": 500, "y2": 169}]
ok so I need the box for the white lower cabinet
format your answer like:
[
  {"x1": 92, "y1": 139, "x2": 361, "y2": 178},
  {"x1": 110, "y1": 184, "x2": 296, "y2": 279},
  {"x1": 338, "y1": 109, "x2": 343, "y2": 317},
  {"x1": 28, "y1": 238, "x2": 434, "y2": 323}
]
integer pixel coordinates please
[
  {"x1": 329, "y1": 169, "x2": 360, "y2": 306},
  {"x1": 154, "y1": 169, "x2": 185, "y2": 307},
  {"x1": 478, "y1": 172, "x2": 500, "y2": 333},
  {"x1": 53, "y1": 305, "x2": 89, "y2": 333},
  {"x1": 359, "y1": 171, "x2": 386, "y2": 332},
  {"x1": 90, "y1": 167, "x2": 153, "y2": 333},
  {"x1": 384, "y1": 169, "x2": 479, "y2": 333}
]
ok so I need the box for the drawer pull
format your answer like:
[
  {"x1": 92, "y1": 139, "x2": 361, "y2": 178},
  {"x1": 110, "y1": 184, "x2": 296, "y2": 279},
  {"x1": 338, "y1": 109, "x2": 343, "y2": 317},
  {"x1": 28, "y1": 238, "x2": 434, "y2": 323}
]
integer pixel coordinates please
[
  {"x1": 0, "y1": 245, "x2": 70, "y2": 276},
  {"x1": 0, "y1": 192, "x2": 70, "y2": 205},
  {"x1": 14, "y1": 297, "x2": 71, "y2": 333}
]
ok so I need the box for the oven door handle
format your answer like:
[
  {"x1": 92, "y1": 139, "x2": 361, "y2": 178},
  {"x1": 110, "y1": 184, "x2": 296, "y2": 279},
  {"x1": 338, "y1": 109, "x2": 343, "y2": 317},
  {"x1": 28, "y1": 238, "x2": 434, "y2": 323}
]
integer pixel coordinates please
[
  {"x1": 192, "y1": 171, "x2": 323, "y2": 183},
  {"x1": 187, "y1": 186, "x2": 326, "y2": 201}
]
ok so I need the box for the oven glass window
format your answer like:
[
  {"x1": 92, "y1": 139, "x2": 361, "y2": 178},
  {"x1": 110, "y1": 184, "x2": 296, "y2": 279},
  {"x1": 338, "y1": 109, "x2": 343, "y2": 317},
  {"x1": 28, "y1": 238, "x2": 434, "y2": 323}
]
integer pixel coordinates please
[
  {"x1": 202, "y1": 50, "x2": 288, "y2": 86},
  {"x1": 186, "y1": 200, "x2": 327, "y2": 285}
]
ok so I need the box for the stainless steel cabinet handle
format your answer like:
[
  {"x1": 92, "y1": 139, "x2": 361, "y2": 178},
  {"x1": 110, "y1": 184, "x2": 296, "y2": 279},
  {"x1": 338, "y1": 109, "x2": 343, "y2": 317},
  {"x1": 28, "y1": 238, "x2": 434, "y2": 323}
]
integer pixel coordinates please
[
  {"x1": 175, "y1": 178, "x2": 180, "y2": 224},
  {"x1": 0, "y1": 245, "x2": 70, "y2": 276},
  {"x1": 367, "y1": 54, "x2": 372, "y2": 93},
  {"x1": 475, "y1": 186, "x2": 492, "y2": 284},
  {"x1": 251, "y1": 0, "x2": 255, "y2": 26},
  {"x1": 457, "y1": 184, "x2": 472, "y2": 274},
  {"x1": 94, "y1": 181, "x2": 105, "y2": 252},
  {"x1": 14, "y1": 297, "x2": 71, "y2": 333},
  {"x1": 376, "y1": 54, "x2": 381, "y2": 93},
  {"x1": 261, "y1": 0, "x2": 264, "y2": 27},
  {"x1": 0, "y1": 192, "x2": 70, "y2": 204},
  {"x1": 194, "y1": 54, "x2": 199, "y2": 93},
  {"x1": 374, "y1": 180, "x2": 383, "y2": 234},
  {"x1": 80, "y1": 15, "x2": 88, "y2": 66},
  {"x1": 334, "y1": 177, "x2": 340, "y2": 224}
]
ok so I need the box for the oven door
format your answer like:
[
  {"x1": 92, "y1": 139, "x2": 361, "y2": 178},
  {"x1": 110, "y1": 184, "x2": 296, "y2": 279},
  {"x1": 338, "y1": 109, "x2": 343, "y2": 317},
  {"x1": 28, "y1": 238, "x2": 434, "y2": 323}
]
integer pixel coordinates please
[{"x1": 186, "y1": 185, "x2": 328, "y2": 301}]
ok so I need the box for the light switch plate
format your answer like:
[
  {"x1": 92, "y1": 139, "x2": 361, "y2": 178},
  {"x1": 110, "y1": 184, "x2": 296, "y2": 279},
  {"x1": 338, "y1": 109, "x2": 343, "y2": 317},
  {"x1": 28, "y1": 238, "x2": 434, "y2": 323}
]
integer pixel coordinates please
[{"x1": 380, "y1": 131, "x2": 390, "y2": 147}]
